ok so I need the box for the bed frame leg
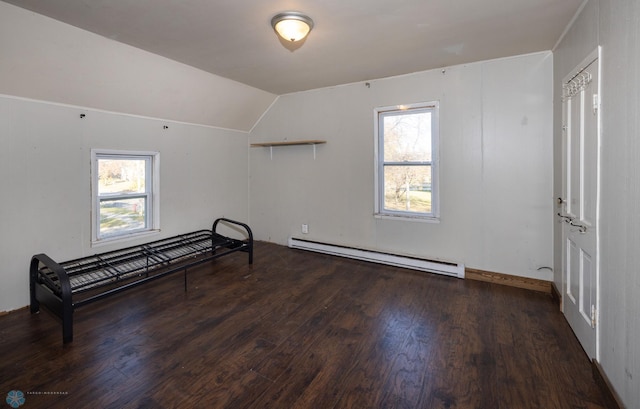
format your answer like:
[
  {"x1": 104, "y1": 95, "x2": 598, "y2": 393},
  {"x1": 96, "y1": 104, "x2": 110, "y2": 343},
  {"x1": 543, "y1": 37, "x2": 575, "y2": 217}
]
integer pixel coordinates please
[
  {"x1": 29, "y1": 258, "x2": 40, "y2": 313},
  {"x1": 29, "y1": 290, "x2": 40, "y2": 314},
  {"x1": 62, "y1": 313, "x2": 73, "y2": 343},
  {"x1": 62, "y1": 289, "x2": 74, "y2": 344}
]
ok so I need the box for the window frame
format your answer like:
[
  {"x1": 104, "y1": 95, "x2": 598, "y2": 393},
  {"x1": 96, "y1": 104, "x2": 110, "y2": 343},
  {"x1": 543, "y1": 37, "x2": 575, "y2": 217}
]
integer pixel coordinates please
[
  {"x1": 374, "y1": 101, "x2": 440, "y2": 221},
  {"x1": 91, "y1": 149, "x2": 160, "y2": 245}
]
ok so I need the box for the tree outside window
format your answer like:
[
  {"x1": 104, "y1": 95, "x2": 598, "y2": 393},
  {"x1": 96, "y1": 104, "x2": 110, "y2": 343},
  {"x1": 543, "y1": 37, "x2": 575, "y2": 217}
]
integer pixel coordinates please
[
  {"x1": 376, "y1": 102, "x2": 439, "y2": 220},
  {"x1": 91, "y1": 149, "x2": 160, "y2": 243}
]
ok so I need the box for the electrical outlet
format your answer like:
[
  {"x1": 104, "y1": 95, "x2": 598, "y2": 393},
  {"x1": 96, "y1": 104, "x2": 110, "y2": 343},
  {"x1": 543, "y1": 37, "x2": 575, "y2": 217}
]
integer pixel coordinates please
[{"x1": 301, "y1": 224, "x2": 309, "y2": 234}]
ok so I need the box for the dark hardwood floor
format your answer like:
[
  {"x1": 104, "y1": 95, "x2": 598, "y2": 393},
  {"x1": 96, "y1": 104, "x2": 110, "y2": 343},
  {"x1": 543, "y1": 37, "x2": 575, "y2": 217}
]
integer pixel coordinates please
[{"x1": 1, "y1": 242, "x2": 608, "y2": 408}]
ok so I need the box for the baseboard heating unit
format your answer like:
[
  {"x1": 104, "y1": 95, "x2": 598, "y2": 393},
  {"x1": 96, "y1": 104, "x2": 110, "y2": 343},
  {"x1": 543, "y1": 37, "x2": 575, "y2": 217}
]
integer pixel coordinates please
[{"x1": 288, "y1": 237, "x2": 465, "y2": 279}]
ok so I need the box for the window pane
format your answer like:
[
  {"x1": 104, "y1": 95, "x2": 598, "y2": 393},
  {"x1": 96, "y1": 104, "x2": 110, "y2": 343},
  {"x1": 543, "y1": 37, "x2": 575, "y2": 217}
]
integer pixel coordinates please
[
  {"x1": 383, "y1": 165, "x2": 432, "y2": 213},
  {"x1": 98, "y1": 159, "x2": 147, "y2": 195},
  {"x1": 383, "y1": 111, "x2": 432, "y2": 162},
  {"x1": 99, "y1": 197, "x2": 146, "y2": 237}
]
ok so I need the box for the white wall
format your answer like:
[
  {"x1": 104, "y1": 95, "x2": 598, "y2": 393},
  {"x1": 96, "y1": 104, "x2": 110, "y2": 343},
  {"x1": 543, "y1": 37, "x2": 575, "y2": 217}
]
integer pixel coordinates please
[
  {"x1": 0, "y1": 95, "x2": 250, "y2": 312},
  {"x1": 0, "y1": 1, "x2": 276, "y2": 132},
  {"x1": 554, "y1": 0, "x2": 640, "y2": 406},
  {"x1": 0, "y1": 1, "x2": 275, "y2": 313},
  {"x1": 250, "y1": 52, "x2": 554, "y2": 281}
]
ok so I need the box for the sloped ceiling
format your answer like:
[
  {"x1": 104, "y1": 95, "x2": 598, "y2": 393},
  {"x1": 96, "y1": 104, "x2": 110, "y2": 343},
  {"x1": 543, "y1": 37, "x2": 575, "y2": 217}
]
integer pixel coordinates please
[{"x1": 3, "y1": 0, "x2": 584, "y2": 95}]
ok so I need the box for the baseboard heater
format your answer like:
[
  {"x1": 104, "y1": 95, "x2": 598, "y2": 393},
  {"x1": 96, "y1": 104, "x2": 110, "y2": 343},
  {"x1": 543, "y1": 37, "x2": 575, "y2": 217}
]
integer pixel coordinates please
[{"x1": 288, "y1": 237, "x2": 465, "y2": 279}]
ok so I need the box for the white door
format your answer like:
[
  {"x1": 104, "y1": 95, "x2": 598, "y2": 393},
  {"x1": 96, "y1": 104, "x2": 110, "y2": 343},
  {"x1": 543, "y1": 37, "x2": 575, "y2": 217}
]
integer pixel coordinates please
[{"x1": 560, "y1": 50, "x2": 600, "y2": 359}]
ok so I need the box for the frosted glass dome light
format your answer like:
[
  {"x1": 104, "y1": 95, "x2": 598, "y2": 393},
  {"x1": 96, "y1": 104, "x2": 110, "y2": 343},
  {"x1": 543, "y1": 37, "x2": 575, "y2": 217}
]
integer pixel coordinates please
[{"x1": 271, "y1": 12, "x2": 314, "y2": 42}]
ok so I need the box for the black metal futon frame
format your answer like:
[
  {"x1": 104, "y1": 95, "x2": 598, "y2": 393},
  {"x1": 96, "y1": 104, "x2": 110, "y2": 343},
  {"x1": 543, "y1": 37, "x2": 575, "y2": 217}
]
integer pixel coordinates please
[{"x1": 30, "y1": 217, "x2": 253, "y2": 343}]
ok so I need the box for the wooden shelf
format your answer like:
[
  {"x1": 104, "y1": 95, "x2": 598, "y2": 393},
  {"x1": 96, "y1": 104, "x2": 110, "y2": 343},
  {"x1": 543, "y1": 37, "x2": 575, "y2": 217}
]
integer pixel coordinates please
[
  {"x1": 250, "y1": 140, "x2": 326, "y2": 160},
  {"x1": 250, "y1": 140, "x2": 326, "y2": 147}
]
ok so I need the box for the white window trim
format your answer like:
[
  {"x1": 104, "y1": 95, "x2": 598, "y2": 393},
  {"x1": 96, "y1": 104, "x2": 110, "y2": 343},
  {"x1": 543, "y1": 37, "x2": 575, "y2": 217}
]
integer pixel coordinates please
[
  {"x1": 374, "y1": 101, "x2": 440, "y2": 222},
  {"x1": 91, "y1": 149, "x2": 160, "y2": 246}
]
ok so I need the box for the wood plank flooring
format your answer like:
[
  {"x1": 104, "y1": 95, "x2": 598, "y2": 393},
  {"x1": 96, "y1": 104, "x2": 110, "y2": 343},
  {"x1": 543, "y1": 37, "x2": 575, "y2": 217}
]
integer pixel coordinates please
[{"x1": 0, "y1": 242, "x2": 608, "y2": 408}]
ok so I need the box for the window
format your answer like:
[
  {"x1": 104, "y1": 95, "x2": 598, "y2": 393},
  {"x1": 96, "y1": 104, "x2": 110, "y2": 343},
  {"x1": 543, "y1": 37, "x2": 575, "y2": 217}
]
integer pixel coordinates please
[
  {"x1": 375, "y1": 102, "x2": 439, "y2": 220},
  {"x1": 91, "y1": 149, "x2": 160, "y2": 243}
]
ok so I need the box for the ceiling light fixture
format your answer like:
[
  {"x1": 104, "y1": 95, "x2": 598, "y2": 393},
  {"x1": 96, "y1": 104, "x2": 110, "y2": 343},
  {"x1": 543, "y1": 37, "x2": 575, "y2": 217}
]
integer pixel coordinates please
[{"x1": 271, "y1": 11, "x2": 314, "y2": 42}]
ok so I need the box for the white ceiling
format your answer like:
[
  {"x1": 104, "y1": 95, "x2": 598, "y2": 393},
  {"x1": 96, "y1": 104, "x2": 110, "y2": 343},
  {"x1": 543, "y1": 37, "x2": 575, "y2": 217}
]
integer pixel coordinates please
[{"x1": 3, "y1": 0, "x2": 583, "y2": 95}]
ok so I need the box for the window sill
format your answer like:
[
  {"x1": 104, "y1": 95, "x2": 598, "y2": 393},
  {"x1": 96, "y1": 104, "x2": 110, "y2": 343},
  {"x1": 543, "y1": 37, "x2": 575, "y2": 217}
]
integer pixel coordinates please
[
  {"x1": 374, "y1": 213, "x2": 440, "y2": 223},
  {"x1": 91, "y1": 229, "x2": 161, "y2": 248}
]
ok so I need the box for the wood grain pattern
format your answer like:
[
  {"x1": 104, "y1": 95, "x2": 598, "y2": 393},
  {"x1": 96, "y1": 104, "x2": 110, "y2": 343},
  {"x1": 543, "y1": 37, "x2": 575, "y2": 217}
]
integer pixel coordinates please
[
  {"x1": 465, "y1": 267, "x2": 552, "y2": 293},
  {"x1": 0, "y1": 242, "x2": 607, "y2": 408}
]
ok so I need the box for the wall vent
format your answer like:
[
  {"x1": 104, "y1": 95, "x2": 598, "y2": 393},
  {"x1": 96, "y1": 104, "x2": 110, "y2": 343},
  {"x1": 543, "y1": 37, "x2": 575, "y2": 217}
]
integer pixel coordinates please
[{"x1": 288, "y1": 237, "x2": 465, "y2": 278}]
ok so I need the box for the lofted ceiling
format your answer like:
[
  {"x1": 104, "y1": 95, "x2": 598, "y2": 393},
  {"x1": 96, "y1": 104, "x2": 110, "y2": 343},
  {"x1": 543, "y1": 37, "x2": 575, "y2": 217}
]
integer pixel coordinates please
[{"x1": 3, "y1": 0, "x2": 584, "y2": 95}]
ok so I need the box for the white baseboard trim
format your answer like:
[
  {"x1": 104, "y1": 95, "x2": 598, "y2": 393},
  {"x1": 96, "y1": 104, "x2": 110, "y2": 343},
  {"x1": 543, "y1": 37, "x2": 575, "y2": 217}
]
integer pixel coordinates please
[{"x1": 288, "y1": 237, "x2": 465, "y2": 279}]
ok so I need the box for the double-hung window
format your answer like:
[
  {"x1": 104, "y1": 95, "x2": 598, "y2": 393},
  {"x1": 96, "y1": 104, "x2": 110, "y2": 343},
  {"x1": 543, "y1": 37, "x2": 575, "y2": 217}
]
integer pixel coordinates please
[
  {"x1": 375, "y1": 101, "x2": 439, "y2": 220},
  {"x1": 91, "y1": 149, "x2": 160, "y2": 243}
]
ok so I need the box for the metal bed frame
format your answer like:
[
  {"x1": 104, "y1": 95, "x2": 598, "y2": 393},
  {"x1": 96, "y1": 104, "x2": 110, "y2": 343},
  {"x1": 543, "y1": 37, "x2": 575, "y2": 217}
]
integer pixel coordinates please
[{"x1": 29, "y1": 217, "x2": 253, "y2": 343}]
